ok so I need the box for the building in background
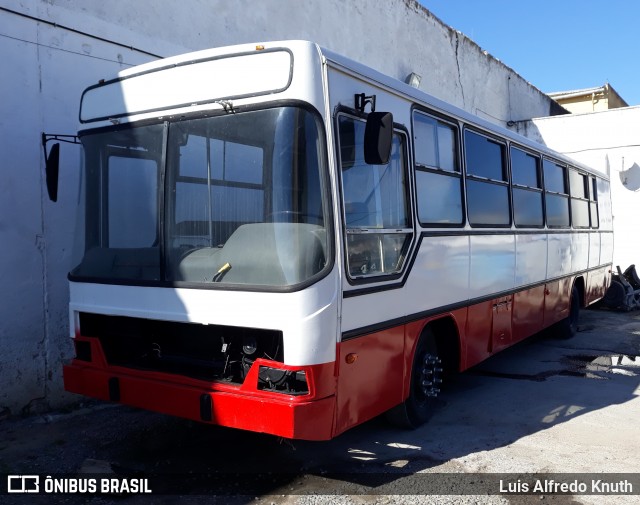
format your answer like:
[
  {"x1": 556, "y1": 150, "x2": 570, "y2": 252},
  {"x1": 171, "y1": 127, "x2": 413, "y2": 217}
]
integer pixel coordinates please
[{"x1": 548, "y1": 83, "x2": 628, "y2": 114}]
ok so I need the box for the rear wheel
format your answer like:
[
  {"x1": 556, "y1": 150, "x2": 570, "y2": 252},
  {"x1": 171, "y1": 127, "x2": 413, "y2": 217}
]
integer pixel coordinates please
[
  {"x1": 556, "y1": 285, "x2": 580, "y2": 339},
  {"x1": 386, "y1": 328, "x2": 443, "y2": 429}
]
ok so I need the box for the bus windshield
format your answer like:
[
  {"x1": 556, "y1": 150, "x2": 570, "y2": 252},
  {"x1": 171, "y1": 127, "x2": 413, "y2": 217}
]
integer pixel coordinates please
[{"x1": 71, "y1": 106, "x2": 331, "y2": 289}]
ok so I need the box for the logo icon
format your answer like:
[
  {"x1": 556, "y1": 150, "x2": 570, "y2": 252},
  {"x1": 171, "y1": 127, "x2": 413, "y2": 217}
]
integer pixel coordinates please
[{"x1": 7, "y1": 475, "x2": 40, "y2": 493}]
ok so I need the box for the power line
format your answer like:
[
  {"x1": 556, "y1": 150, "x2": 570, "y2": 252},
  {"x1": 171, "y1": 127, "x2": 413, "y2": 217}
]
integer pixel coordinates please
[
  {"x1": 0, "y1": 32, "x2": 138, "y2": 66},
  {"x1": 563, "y1": 144, "x2": 640, "y2": 154},
  {"x1": 0, "y1": 6, "x2": 163, "y2": 59}
]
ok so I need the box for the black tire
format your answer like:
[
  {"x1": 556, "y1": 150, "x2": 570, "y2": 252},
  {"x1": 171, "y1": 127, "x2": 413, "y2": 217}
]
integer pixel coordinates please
[
  {"x1": 556, "y1": 285, "x2": 580, "y2": 339},
  {"x1": 602, "y1": 278, "x2": 626, "y2": 309},
  {"x1": 386, "y1": 328, "x2": 443, "y2": 429}
]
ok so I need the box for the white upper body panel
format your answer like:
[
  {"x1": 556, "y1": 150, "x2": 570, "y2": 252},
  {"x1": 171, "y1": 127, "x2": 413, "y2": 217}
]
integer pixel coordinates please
[{"x1": 70, "y1": 272, "x2": 339, "y2": 366}]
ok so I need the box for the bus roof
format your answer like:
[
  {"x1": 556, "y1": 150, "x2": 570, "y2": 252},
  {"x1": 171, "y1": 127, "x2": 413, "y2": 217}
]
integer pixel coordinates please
[
  {"x1": 79, "y1": 39, "x2": 606, "y2": 180},
  {"x1": 320, "y1": 45, "x2": 607, "y2": 179}
]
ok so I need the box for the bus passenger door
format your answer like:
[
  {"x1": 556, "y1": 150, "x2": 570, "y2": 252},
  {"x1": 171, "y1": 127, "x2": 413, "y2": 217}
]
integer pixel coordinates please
[{"x1": 334, "y1": 111, "x2": 413, "y2": 435}]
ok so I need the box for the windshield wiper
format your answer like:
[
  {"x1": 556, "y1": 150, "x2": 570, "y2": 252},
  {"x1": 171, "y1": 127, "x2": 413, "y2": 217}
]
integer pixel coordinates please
[{"x1": 212, "y1": 262, "x2": 232, "y2": 282}]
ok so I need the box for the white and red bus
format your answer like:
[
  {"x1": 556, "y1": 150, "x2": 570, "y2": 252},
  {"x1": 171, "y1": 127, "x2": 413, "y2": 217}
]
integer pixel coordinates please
[{"x1": 59, "y1": 40, "x2": 612, "y2": 440}]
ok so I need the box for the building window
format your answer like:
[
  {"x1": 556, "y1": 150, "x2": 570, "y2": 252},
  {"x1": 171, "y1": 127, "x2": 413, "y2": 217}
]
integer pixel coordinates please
[
  {"x1": 464, "y1": 130, "x2": 509, "y2": 226},
  {"x1": 413, "y1": 112, "x2": 463, "y2": 225}
]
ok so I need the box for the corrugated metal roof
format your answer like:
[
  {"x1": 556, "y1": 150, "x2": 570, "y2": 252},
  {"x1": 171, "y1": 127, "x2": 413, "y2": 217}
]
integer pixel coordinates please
[
  {"x1": 547, "y1": 85, "x2": 606, "y2": 99},
  {"x1": 548, "y1": 83, "x2": 629, "y2": 107}
]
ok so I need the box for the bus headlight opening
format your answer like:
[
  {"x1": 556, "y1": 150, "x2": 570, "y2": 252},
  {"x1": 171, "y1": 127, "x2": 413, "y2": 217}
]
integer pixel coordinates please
[{"x1": 258, "y1": 366, "x2": 309, "y2": 395}]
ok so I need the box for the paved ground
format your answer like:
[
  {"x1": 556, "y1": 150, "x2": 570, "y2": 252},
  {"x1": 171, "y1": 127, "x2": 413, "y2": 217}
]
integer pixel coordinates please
[{"x1": 1, "y1": 306, "x2": 639, "y2": 504}]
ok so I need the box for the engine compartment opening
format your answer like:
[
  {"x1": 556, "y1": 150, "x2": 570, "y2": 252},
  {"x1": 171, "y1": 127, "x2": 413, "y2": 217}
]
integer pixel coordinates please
[{"x1": 78, "y1": 312, "x2": 291, "y2": 387}]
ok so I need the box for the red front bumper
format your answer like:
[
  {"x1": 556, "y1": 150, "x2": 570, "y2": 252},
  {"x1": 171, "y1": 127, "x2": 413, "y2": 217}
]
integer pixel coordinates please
[{"x1": 63, "y1": 344, "x2": 337, "y2": 441}]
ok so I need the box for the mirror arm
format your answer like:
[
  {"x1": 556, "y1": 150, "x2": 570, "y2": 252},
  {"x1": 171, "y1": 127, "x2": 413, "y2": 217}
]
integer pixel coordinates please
[
  {"x1": 41, "y1": 133, "x2": 81, "y2": 151},
  {"x1": 355, "y1": 93, "x2": 376, "y2": 113}
]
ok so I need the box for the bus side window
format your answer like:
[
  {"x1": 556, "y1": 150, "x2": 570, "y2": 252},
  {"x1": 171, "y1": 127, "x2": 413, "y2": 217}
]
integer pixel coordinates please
[
  {"x1": 543, "y1": 159, "x2": 570, "y2": 228},
  {"x1": 569, "y1": 168, "x2": 590, "y2": 228},
  {"x1": 589, "y1": 176, "x2": 599, "y2": 228},
  {"x1": 510, "y1": 146, "x2": 543, "y2": 228},
  {"x1": 338, "y1": 114, "x2": 413, "y2": 279},
  {"x1": 413, "y1": 112, "x2": 463, "y2": 226},
  {"x1": 596, "y1": 178, "x2": 612, "y2": 229},
  {"x1": 464, "y1": 130, "x2": 510, "y2": 227}
]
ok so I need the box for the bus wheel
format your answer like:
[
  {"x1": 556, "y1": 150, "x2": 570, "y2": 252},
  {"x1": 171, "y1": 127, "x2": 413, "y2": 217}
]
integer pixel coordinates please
[
  {"x1": 386, "y1": 328, "x2": 443, "y2": 429},
  {"x1": 556, "y1": 285, "x2": 580, "y2": 339}
]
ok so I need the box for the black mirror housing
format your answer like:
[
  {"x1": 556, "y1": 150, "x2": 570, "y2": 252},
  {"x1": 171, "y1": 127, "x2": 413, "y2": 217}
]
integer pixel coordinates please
[
  {"x1": 45, "y1": 142, "x2": 60, "y2": 202},
  {"x1": 41, "y1": 133, "x2": 80, "y2": 203},
  {"x1": 364, "y1": 112, "x2": 393, "y2": 165}
]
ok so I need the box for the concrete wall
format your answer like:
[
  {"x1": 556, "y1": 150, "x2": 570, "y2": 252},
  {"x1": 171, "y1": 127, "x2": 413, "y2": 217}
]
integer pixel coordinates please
[
  {"x1": 0, "y1": 0, "x2": 564, "y2": 414},
  {"x1": 520, "y1": 107, "x2": 640, "y2": 270},
  {"x1": 0, "y1": 1, "x2": 156, "y2": 416}
]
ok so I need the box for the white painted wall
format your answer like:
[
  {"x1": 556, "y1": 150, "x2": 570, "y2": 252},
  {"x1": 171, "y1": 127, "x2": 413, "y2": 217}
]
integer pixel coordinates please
[
  {"x1": 1, "y1": 1, "x2": 155, "y2": 415},
  {"x1": 0, "y1": 0, "x2": 564, "y2": 414},
  {"x1": 520, "y1": 107, "x2": 640, "y2": 270}
]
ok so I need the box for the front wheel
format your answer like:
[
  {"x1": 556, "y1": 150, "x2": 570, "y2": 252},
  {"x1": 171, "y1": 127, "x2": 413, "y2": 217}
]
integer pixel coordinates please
[{"x1": 386, "y1": 328, "x2": 443, "y2": 429}]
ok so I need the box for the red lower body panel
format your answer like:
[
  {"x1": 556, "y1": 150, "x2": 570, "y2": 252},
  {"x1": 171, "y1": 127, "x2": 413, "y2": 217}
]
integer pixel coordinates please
[
  {"x1": 64, "y1": 353, "x2": 336, "y2": 441},
  {"x1": 334, "y1": 267, "x2": 612, "y2": 434}
]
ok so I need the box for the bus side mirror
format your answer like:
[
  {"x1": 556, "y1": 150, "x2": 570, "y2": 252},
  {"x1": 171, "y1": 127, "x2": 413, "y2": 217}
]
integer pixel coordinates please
[
  {"x1": 42, "y1": 133, "x2": 80, "y2": 202},
  {"x1": 44, "y1": 142, "x2": 60, "y2": 202},
  {"x1": 364, "y1": 112, "x2": 393, "y2": 165}
]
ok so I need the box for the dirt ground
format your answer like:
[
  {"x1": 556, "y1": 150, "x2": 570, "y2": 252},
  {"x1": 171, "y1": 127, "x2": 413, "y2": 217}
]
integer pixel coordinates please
[{"x1": 1, "y1": 306, "x2": 639, "y2": 504}]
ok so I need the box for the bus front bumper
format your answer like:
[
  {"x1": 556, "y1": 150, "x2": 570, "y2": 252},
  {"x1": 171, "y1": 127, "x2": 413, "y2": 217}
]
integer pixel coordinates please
[{"x1": 63, "y1": 361, "x2": 336, "y2": 441}]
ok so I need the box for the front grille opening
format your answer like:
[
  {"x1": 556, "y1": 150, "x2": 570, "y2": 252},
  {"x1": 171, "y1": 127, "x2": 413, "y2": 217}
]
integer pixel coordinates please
[{"x1": 79, "y1": 312, "x2": 284, "y2": 384}]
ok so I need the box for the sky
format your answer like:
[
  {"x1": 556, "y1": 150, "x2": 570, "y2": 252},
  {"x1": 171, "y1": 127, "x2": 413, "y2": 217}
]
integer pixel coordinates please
[{"x1": 419, "y1": 0, "x2": 640, "y2": 106}]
